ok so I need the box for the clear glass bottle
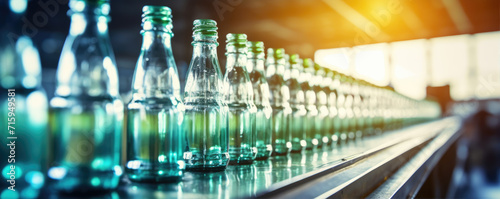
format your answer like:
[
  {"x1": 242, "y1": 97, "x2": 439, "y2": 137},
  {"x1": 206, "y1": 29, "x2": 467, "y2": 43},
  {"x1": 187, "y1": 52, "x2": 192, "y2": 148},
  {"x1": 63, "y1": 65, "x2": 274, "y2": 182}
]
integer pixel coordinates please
[
  {"x1": 323, "y1": 67, "x2": 337, "y2": 146},
  {"x1": 183, "y1": 19, "x2": 229, "y2": 171},
  {"x1": 125, "y1": 5, "x2": 184, "y2": 182},
  {"x1": 266, "y1": 48, "x2": 292, "y2": 155},
  {"x1": 286, "y1": 54, "x2": 307, "y2": 152},
  {"x1": 336, "y1": 73, "x2": 349, "y2": 143},
  {"x1": 301, "y1": 59, "x2": 319, "y2": 149},
  {"x1": 247, "y1": 41, "x2": 273, "y2": 160},
  {"x1": 48, "y1": 0, "x2": 123, "y2": 193},
  {"x1": 329, "y1": 69, "x2": 341, "y2": 145},
  {"x1": 351, "y1": 77, "x2": 363, "y2": 139},
  {"x1": 313, "y1": 63, "x2": 329, "y2": 147},
  {"x1": 223, "y1": 33, "x2": 257, "y2": 165},
  {"x1": 0, "y1": 2, "x2": 47, "y2": 198}
]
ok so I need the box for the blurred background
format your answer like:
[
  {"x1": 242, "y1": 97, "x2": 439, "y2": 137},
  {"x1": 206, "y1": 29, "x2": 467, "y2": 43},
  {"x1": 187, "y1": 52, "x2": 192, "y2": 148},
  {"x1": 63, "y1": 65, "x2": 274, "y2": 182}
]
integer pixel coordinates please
[
  {"x1": 1, "y1": 0, "x2": 499, "y2": 103},
  {"x1": 1, "y1": 0, "x2": 500, "y2": 197}
]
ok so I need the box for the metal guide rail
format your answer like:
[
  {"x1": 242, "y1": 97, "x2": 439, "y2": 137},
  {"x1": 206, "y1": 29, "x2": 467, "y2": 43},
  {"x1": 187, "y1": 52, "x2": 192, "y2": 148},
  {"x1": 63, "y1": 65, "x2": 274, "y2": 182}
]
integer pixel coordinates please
[{"x1": 44, "y1": 117, "x2": 459, "y2": 198}]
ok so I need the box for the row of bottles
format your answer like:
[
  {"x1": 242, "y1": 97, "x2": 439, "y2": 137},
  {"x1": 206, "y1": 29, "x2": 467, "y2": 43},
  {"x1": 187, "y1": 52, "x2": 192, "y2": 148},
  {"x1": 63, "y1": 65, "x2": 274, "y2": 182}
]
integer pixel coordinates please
[{"x1": 0, "y1": 0, "x2": 442, "y2": 197}]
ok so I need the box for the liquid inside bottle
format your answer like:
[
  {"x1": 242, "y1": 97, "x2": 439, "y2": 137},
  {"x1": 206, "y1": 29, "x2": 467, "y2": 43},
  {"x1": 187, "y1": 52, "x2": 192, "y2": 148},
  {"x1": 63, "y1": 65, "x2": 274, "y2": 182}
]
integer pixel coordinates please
[
  {"x1": 247, "y1": 41, "x2": 273, "y2": 160},
  {"x1": 183, "y1": 19, "x2": 229, "y2": 171},
  {"x1": 125, "y1": 5, "x2": 184, "y2": 182}
]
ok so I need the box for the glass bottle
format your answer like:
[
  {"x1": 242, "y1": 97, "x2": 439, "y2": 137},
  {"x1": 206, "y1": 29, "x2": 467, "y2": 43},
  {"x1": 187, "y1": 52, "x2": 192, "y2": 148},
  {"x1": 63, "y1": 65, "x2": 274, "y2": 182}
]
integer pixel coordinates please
[
  {"x1": 286, "y1": 54, "x2": 307, "y2": 153},
  {"x1": 351, "y1": 77, "x2": 363, "y2": 139},
  {"x1": 313, "y1": 63, "x2": 329, "y2": 147},
  {"x1": 344, "y1": 76, "x2": 356, "y2": 141},
  {"x1": 323, "y1": 67, "x2": 337, "y2": 146},
  {"x1": 223, "y1": 33, "x2": 257, "y2": 165},
  {"x1": 301, "y1": 59, "x2": 319, "y2": 149},
  {"x1": 125, "y1": 5, "x2": 184, "y2": 182},
  {"x1": 247, "y1": 41, "x2": 273, "y2": 160},
  {"x1": 336, "y1": 73, "x2": 349, "y2": 144},
  {"x1": 48, "y1": 0, "x2": 123, "y2": 193},
  {"x1": 329, "y1": 69, "x2": 341, "y2": 145},
  {"x1": 0, "y1": 2, "x2": 47, "y2": 198},
  {"x1": 183, "y1": 19, "x2": 229, "y2": 171},
  {"x1": 266, "y1": 48, "x2": 292, "y2": 155}
]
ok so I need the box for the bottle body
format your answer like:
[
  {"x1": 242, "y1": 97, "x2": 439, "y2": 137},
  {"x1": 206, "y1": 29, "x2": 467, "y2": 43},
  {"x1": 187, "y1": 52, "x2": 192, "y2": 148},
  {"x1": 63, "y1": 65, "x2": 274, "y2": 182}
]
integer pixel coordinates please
[
  {"x1": 224, "y1": 34, "x2": 257, "y2": 165},
  {"x1": 48, "y1": 1, "x2": 123, "y2": 192},
  {"x1": 287, "y1": 81, "x2": 307, "y2": 153},
  {"x1": 49, "y1": 95, "x2": 123, "y2": 192},
  {"x1": 0, "y1": 33, "x2": 47, "y2": 198},
  {"x1": 183, "y1": 99, "x2": 228, "y2": 171},
  {"x1": 183, "y1": 24, "x2": 229, "y2": 170},
  {"x1": 125, "y1": 6, "x2": 185, "y2": 181},
  {"x1": 267, "y1": 77, "x2": 292, "y2": 155},
  {"x1": 126, "y1": 98, "x2": 184, "y2": 181}
]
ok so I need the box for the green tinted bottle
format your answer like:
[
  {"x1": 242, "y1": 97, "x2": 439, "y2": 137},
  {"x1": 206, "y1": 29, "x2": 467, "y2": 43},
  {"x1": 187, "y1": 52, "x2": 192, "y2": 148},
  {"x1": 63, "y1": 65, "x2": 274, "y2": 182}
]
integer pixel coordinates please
[
  {"x1": 183, "y1": 19, "x2": 229, "y2": 171},
  {"x1": 246, "y1": 41, "x2": 273, "y2": 160},
  {"x1": 48, "y1": 0, "x2": 123, "y2": 192},
  {"x1": 125, "y1": 6, "x2": 184, "y2": 182},
  {"x1": 312, "y1": 63, "x2": 329, "y2": 147},
  {"x1": 224, "y1": 34, "x2": 257, "y2": 165},
  {"x1": 301, "y1": 59, "x2": 319, "y2": 149},
  {"x1": 286, "y1": 54, "x2": 307, "y2": 152},
  {"x1": 266, "y1": 49, "x2": 292, "y2": 156},
  {"x1": 0, "y1": 2, "x2": 47, "y2": 197}
]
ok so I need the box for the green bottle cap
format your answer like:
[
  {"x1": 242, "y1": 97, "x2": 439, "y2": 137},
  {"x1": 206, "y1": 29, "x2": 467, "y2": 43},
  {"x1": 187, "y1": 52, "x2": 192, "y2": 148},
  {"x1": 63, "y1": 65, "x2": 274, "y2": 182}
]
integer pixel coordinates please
[
  {"x1": 313, "y1": 63, "x2": 322, "y2": 71},
  {"x1": 141, "y1": 5, "x2": 173, "y2": 34},
  {"x1": 274, "y1": 48, "x2": 285, "y2": 60},
  {"x1": 247, "y1": 41, "x2": 265, "y2": 59},
  {"x1": 290, "y1": 54, "x2": 300, "y2": 65},
  {"x1": 303, "y1": 58, "x2": 313, "y2": 69},
  {"x1": 192, "y1": 19, "x2": 218, "y2": 46},
  {"x1": 226, "y1": 33, "x2": 247, "y2": 54}
]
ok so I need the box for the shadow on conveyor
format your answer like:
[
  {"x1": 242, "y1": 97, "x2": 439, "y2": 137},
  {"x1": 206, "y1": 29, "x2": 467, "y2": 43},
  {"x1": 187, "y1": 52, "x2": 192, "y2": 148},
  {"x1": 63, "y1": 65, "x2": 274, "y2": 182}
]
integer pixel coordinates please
[{"x1": 417, "y1": 100, "x2": 500, "y2": 198}]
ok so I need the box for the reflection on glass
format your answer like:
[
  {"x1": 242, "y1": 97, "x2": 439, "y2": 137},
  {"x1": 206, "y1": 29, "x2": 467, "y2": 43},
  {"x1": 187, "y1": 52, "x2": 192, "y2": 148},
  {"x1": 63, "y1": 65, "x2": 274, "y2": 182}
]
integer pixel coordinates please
[
  {"x1": 253, "y1": 160, "x2": 273, "y2": 195},
  {"x1": 227, "y1": 165, "x2": 255, "y2": 198}
]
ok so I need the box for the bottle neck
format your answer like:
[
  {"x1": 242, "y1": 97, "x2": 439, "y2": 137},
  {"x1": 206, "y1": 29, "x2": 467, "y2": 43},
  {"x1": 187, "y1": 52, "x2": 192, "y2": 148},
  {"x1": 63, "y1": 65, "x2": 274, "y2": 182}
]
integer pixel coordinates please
[
  {"x1": 226, "y1": 52, "x2": 247, "y2": 71},
  {"x1": 246, "y1": 57, "x2": 265, "y2": 74},
  {"x1": 69, "y1": 13, "x2": 109, "y2": 36},
  {"x1": 131, "y1": 30, "x2": 180, "y2": 98},
  {"x1": 192, "y1": 42, "x2": 218, "y2": 60},
  {"x1": 141, "y1": 30, "x2": 172, "y2": 51}
]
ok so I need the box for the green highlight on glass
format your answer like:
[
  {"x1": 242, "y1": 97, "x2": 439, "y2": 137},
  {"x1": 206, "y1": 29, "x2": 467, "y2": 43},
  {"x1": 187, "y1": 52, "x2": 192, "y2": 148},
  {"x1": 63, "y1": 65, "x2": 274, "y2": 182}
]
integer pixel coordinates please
[
  {"x1": 183, "y1": 19, "x2": 229, "y2": 171},
  {"x1": 247, "y1": 41, "x2": 273, "y2": 160},
  {"x1": 125, "y1": 5, "x2": 185, "y2": 182}
]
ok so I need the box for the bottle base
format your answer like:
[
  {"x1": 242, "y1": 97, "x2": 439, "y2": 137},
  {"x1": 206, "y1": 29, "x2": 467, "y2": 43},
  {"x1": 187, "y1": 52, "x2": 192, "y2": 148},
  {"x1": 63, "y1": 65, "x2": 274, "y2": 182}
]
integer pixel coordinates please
[{"x1": 186, "y1": 165, "x2": 227, "y2": 172}]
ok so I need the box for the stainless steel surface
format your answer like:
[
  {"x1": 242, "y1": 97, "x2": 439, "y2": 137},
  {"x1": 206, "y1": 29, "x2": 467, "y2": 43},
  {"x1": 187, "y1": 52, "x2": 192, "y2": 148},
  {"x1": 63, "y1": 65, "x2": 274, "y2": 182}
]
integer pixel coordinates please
[
  {"x1": 109, "y1": 117, "x2": 460, "y2": 199},
  {"x1": 368, "y1": 118, "x2": 462, "y2": 199}
]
